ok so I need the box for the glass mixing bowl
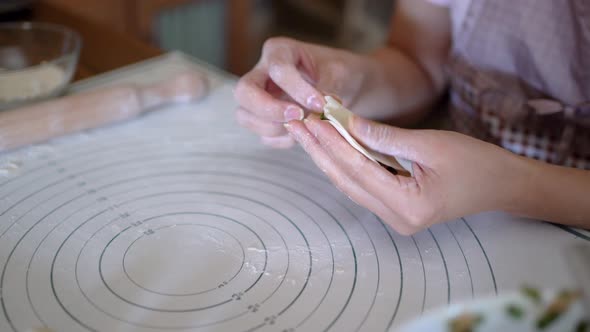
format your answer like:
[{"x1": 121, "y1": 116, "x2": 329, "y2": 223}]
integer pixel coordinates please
[{"x1": 0, "y1": 22, "x2": 81, "y2": 110}]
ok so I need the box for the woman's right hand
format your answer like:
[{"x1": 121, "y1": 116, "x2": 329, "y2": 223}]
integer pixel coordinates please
[{"x1": 234, "y1": 37, "x2": 367, "y2": 148}]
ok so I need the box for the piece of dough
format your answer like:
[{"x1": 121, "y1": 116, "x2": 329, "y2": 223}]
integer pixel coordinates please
[
  {"x1": 23, "y1": 328, "x2": 55, "y2": 332},
  {"x1": 322, "y1": 96, "x2": 413, "y2": 177}
]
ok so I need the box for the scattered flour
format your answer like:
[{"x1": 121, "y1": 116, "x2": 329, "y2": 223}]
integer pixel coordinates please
[{"x1": 0, "y1": 63, "x2": 66, "y2": 103}]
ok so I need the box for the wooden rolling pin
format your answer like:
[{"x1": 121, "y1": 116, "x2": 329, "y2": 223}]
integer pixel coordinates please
[{"x1": 0, "y1": 71, "x2": 208, "y2": 152}]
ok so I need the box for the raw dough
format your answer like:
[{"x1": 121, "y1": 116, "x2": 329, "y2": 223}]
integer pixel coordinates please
[{"x1": 322, "y1": 96, "x2": 413, "y2": 177}]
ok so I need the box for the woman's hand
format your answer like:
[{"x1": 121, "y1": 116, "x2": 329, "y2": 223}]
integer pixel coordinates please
[
  {"x1": 284, "y1": 115, "x2": 530, "y2": 235},
  {"x1": 233, "y1": 37, "x2": 368, "y2": 149},
  {"x1": 234, "y1": 0, "x2": 453, "y2": 149}
]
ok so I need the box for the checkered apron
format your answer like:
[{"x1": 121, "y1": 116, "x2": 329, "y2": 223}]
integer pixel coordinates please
[{"x1": 446, "y1": 0, "x2": 590, "y2": 169}]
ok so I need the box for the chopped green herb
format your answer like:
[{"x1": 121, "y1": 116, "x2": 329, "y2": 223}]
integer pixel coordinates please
[
  {"x1": 521, "y1": 286, "x2": 541, "y2": 304},
  {"x1": 505, "y1": 304, "x2": 524, "y2": 319},
  {"x1": 537, "y1": 311, "x2": 559, "y2": 330},
  {"x1": 320, "y1": 113, "x2": 328, "y2": 120},
  {"x1": 556, "y1": 289, "x2": 581, "y2": 301},
  {"x1": 536, "y1": 289, "x2": 581, "y2": 330},
  {"x1": 448, "y1": 313, "x2": 484, "y2": 332},
  {"x1": 474, "y1": 315, "x2": 484, "y2": 325},
  {"x1": 576, "y1": 321, "x2": 588, "y2": 332}
]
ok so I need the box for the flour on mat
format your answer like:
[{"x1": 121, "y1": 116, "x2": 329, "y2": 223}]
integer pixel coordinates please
[{"x1": 0, "y1": 63, "x2": 66, "y2": 102}]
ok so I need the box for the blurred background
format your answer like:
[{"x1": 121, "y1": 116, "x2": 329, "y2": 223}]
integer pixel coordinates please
[{"x1": 0, "y1": 0, "x2": 395, "y2": 77}]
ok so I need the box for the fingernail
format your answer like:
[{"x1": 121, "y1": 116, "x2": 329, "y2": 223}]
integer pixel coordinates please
[
  {"x1": 284, "y1": 106, "x2": 304, "y2": 121},
  {"x1": 306, "y1": 95, "x2": 324, "y2": 111},
  {"x1": 283, "y1": 122, "x2": 292, "y2": 129}
]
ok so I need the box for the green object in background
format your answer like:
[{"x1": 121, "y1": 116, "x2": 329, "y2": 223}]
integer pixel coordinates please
[{"x1": 156, "y1": 0, "x2": 227, "y2": 69}]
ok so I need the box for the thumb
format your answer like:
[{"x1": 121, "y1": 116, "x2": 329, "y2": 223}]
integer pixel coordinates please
[{"x1": 349, "y1": 115, "x2": 430, "y2": 162}]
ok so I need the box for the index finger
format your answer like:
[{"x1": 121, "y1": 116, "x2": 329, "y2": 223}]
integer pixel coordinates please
[
  {"x1": 285, "y1": 119, "x2": 418, "y2": 235},
  {"x1": 266, "y1": 59, "x2": 325, "y2": 112},
  {"x1": 304, "y1": 116, "x2": 417, "y2": 210},
  {"x1": 234, "y1": 67, "x2": 303, "y2": 122}
]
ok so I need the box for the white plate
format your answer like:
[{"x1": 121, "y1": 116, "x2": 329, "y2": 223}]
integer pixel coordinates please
[{"x1": 394, "y1": 289, "x2": 588, "y2": 332}]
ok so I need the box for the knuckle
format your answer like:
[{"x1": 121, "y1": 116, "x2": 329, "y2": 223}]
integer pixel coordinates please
[
  {"x1": 326, "y1": 61, "x2": 347, "y2": 79},
  {"x1": 277, "y1": 136, "x2": 296, "y2": 148},
  {"x1": 364, "y1": 123, "x2": 393, "y2": 148},
  {"x1": 233, "y1": 81, "x2": 244, "y2": 99},
  {"x1": 330, "y1": 173, "x2": 351, "y2": 192},
  {"x1": 402, "y1": 207, "x2": 434, "y2": 229},
  {"x1": 268, "y1": 62, "x2": 290, "y2": 82},
  {"x1": 233, "y1": 79, "x2": 251, "y2": 100},
  {"x1": 347, "y1": 154, "x2": 372, "y2": 183},
  {"x1": 298, "y1": 131, "x2": 317, "y2": 148},
  {"x1": 394, "y1": 225, "x2": 419, "y2": 236},
  {"x1": 377, "y1": 212, "x2": 418, "y2": 236},
  {"x1": 241, "y1": 118, "x2": 284, "y2": 137},
  {"x1": 324, "y1": 62, "x2": 348, "y2": 92},
  {"x1": 262, "y1": 135, "x2": 294, "y2": 149},
  {"x1": 261, "y1": 124, "x2": 285, "y2": 137},
  {"x1": 262, "y1": 36, "x2": 292, "y2": 54},
  {"x1": 262, "y1": 103, "x2": 286, "y2": 121},
  {"x1": 235, "y1": 111, "x2": 252, "y2": 128},
  {"x1": 375, "y1": 125, "x2": 395, "y2": 146},
  {"x1": 281, "y1": 140, "x2": 296, "y2": 149},
  {"x1": 404, "y1": 211, "x2": 423, "y2": 228}
]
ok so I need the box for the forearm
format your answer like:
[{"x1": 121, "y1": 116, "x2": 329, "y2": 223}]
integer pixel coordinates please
[
  {"x1": 348, "y1": 0, "x2": 451, "y2": 126},
  {"x1": 504, "y1": 157, "x2": 590, "y2": 228},
  {"x1": 350, "y1": 47, "x2": 444, "y2": 126}
]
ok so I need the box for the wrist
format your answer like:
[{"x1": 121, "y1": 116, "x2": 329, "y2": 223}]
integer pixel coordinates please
[
  {"x1": 361, "y1": 47, "x2": 440, "y2": 125},
  {"x1": 499, "y1": 157, "x2": 590, "y2": 227},
  {"x1": 494, "y1": 151, "x2": 539, "y2": 215},
  {"x1": 345, "y1": 49, "x2": 402, "y2": 120},
  {"x1": 342, "y1": 50, "x2": 378, "y2": 106}
]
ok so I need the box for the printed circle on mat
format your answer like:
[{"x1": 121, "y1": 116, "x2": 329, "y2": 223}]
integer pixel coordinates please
[{"x1": 123, "y1": 223, "x2": 246, "y2": 296}]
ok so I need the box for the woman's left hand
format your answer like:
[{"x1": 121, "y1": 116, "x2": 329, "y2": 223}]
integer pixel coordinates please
[{"x1": 284, "y1": 115, "x2": 529, "y2": 235}]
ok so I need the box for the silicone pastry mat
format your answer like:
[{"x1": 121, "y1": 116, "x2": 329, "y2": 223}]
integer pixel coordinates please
[{"x1": 0, "y1": 52, "x2": 588, "y2": 332}]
